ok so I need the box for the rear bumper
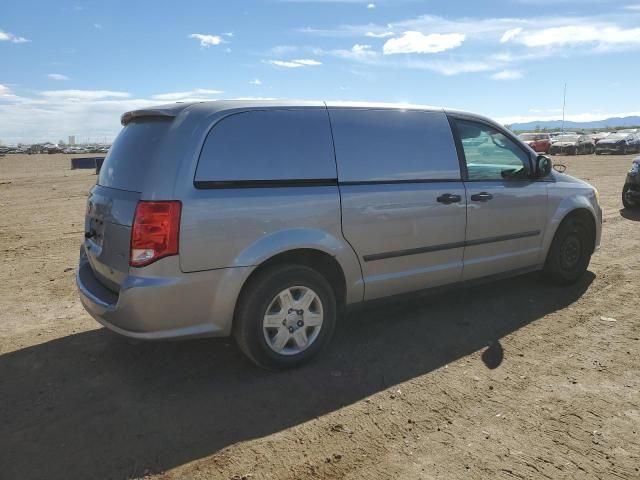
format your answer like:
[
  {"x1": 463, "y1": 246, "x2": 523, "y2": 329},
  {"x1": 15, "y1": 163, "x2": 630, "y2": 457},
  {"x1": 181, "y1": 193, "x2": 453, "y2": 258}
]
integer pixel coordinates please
[
  {"x1": 596, "y1": 145, "x2": 624, "y2": 153},
  {"x1": 77, "y1": 248, "x2": 252, "y2": 339},
  {"x1": 550, "y1": 146, "x2": 576, "y2": 154}
]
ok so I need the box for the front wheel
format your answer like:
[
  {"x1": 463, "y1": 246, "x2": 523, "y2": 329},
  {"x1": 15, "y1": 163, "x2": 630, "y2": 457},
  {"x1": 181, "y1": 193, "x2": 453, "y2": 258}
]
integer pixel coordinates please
[
  {"x1": 543, "y1": 217, "x2": 593, "y2": 285},
  {"x1": 623, "y1": 184, "x2": 639, "y2": 209},
  {"x1": 233, "y1": 264, "x2": 337, "y2": 370}
]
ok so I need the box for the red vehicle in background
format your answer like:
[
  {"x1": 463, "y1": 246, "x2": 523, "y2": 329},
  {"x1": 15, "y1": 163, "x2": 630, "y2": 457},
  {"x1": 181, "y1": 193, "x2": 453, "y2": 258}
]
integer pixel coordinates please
[{"x1": 518, "y1": 133, "x2": 552, "y2": 153}]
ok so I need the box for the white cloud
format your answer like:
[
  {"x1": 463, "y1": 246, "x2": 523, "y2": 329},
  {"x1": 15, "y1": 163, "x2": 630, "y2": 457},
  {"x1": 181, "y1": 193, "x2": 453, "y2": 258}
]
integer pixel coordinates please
[
  {"x1": 367, "y1": 3, "x2": 375, "y2": 8},
  {"x1": 0, "y1": 97, "x2": 158, "y2": 144},
  {"x1": 0, "y1": 29, "x2": 29, "y2": 43},
  {"x1": 293, "y1": 58, "x2": 322, "y2": 65},
  {"x1": 188, "y1": 33, "x2": 224, "y2": 47},
  {"x1": 500, "y1": 27, "x2": 522, "y2": 43},
  {"x1": 0, "y1": 84, "x2": 19, "y2": 100},
  {"x1": 365, "y1": 31, "x2": 394, "y2": 38},
  {"x1": 151, "y1": 88, "x2": 223, "y2": 101},
  {"x1": 39, "y1": 90, "x2": 130, "y2": 100},
  {"x1": 326, "y1": 43, "x2": 378, "y2": 61},
  {"x1": 491, "y1": 69, "x2": 523, "y2": 80},
  {"x1": 408, "y1": 59, "x2": 492, "y2": 76},
  {"x1": 267, "y1": 58, "x2": 322, "y2": 68},
  {"x1": 94, "y1": 23, "x2": 102, "y2": 29},
  {"x1": 47, "y1": 73, "x2": 69, "y2": 81},
  {"x1": 512, "y1": 25, "x2": 640, "y2": 48},
  {"x1": 249, "y1": 79, "x2": 262, "y2": 85},
  {"x1": 383, "y1": 31, "x2": 465, "y2": 54}
]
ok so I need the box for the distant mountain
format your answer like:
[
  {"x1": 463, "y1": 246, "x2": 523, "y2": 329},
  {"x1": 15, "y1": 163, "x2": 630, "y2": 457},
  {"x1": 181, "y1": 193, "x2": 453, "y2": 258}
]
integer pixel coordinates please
[{"x1": 509, "y1": 116, "x2": 640, "y2": 131}]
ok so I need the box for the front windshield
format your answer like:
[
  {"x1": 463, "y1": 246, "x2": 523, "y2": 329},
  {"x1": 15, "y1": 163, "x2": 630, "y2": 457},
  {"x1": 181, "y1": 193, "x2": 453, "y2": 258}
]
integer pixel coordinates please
[{"x1": 556, "y1": 135, "x2": 579, "y2": 142}]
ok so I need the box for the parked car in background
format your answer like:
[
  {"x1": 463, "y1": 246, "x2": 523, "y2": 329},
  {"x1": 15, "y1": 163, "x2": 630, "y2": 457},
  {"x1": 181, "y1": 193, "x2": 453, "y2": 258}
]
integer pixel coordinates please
[
  {"x1": 595, "y1": 133, "x2": 640, "y2": 155},
  {"x1": 518, "y1": 133, "x2": 551, "y2": 153},
  {"x1": 618, "y1": 128, "x2": 639, "y2": 134},
  {"x1": 550, "y1": 134, "x2": 595, "y2": 155},
  {"x1": 622, "y1": 156, "x2": 640, "y2": 209},
  {"x1": 590, "y1": 132, "x2": 611, "y2": 144}
]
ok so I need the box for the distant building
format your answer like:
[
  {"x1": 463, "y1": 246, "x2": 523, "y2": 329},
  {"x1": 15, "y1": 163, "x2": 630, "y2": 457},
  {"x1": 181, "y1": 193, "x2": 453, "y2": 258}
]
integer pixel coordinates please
[{"x1": 68, "y1": 135, "x2": 76, "y2": 146}]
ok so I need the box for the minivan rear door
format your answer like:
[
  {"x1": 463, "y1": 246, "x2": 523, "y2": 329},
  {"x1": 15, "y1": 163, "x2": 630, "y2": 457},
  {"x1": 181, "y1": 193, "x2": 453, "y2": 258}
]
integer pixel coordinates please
[
  {"x1": 84, "y1": 118, "x2": 174, "y2": 291},
  {"x1": 329, "y1": 108, "x2": 467, "y2": 300}
]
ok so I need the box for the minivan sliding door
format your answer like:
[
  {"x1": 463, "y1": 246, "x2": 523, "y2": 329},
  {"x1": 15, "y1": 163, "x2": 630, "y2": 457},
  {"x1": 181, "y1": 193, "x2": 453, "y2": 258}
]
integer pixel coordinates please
[{"x1": 329, "y1": 108, "x2": 467, "y2": 300}]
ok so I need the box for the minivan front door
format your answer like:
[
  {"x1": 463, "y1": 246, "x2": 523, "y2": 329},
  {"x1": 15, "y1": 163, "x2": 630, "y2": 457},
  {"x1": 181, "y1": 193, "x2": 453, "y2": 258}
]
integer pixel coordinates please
[
  {"x1": 452, "y1": 117, "x2": 548, "y2": 281},
  {"x1": 329, "y1": 108, "x2": 467, "y2": 300}
]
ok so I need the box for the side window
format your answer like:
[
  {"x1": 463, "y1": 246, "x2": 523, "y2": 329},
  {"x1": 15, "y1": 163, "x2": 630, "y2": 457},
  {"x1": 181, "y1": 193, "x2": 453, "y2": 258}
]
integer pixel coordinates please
[
  {"x1": 195, "y1": 109, "x2": 336, "y2": 183},
  {"x1": 329, "y1": 109, "x2": 461, "y2": 182},
  {"x1": 455, "y1": 119, "x2": 531, "y2": 181}
]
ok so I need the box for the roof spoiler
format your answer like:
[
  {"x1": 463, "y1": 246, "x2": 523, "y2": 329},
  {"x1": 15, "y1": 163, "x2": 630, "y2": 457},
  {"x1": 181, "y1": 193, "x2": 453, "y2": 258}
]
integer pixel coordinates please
[{"x1": 120, "y1": 108, "x2": 178, "y2": 126}]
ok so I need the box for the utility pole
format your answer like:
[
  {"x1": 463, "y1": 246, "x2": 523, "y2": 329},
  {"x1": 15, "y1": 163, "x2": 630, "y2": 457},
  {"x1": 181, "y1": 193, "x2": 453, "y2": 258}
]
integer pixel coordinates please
[{"x1": 561, "y1": 83, "x2": 567, "y2": 135}]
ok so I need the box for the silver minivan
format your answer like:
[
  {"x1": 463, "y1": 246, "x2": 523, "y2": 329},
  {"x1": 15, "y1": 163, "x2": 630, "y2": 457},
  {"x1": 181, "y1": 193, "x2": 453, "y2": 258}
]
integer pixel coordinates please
[{"x1": 77, "y1": 100, "x2": 602, "y2": 369}]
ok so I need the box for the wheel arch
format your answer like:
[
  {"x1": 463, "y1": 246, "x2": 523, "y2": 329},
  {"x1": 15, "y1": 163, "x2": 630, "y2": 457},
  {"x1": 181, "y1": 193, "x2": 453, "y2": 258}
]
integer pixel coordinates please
[
  {"x1": 545, "y1": 206, "x2": 598, "y2": 258},
  {"x1": 233, "y1": 248, "x2": 351, "y2": 328},
  {"x1": 229, "y1": 227, "x2": 363, "y2": 303}
]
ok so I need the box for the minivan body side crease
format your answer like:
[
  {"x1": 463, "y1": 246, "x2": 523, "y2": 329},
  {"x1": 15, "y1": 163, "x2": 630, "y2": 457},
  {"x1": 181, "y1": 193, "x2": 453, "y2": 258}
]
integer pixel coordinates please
[
  {"x1": 363, "y1": 230, "x2": 542, "y2": 263},
  {"x1": 77, "y1": 100, "x2": 602, "y2": 369}
]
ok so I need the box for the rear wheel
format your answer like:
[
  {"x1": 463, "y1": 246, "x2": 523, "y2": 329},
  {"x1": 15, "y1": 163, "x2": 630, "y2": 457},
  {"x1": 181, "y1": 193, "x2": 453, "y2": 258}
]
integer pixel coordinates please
[
  {"x1": 622, "y1": 184, "x2": 639, "y2": 209},
  {"x1": 233, "y1": 264, "x2": 337, "y2": 370},
  {"x1": 543, "y1": 216, "x2": 593, "y2": 285}
]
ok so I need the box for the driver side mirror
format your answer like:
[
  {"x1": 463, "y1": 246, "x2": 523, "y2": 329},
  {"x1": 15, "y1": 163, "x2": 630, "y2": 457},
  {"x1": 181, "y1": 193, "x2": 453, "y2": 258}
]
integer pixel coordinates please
[{"x1": 536, "y1": 154, "x2": 552, "y2": 178}]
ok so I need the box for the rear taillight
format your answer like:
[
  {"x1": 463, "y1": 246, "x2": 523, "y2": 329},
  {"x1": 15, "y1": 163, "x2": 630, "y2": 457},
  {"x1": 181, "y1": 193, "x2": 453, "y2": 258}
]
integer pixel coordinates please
[{"x1": 130, "y1": 201, "x2": 181, "y2": 267}]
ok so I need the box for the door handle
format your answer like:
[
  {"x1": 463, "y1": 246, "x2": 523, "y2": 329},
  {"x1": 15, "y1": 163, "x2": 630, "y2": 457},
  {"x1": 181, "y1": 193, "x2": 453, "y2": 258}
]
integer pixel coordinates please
[
  {"x1": 436, "y1": 193, "x2": 462, "y2": 204},
  {"x1": 470, "y1": 192, "x2": 493, "y2": 202}
]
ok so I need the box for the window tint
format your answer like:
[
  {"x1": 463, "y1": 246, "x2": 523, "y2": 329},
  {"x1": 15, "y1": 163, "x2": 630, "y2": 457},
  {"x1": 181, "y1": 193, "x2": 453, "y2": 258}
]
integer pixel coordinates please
[
  {"x1": 329, "y1": 109, "x2": 461, "y2": 182},
  {"x1": 455, "y1": 119, "x2": 531, "y2": 181},
  {"x1": 98, "y1": 118, "x2": 172, "y2": 192},
  {"x1": 196, "y1": 109, "x2": 336, "y2": 182}
]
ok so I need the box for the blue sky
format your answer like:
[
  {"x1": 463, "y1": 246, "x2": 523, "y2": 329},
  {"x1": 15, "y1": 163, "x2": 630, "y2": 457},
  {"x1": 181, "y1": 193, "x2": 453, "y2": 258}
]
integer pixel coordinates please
[{"x1": 1, "y1": 0, "x2": 640, "y2": 143}]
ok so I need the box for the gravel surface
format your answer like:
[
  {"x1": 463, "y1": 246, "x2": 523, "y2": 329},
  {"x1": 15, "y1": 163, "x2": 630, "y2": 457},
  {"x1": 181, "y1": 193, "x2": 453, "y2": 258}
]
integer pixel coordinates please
[{"x1": 0, "y1": 153, "x2": 638, "y2": 480}]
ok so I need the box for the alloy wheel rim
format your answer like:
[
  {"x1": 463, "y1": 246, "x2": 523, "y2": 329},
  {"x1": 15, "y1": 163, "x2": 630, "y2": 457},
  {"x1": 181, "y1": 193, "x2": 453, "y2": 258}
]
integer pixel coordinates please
[{"x1": 262, "y1": 286, "x2": 324, "y2": 355}]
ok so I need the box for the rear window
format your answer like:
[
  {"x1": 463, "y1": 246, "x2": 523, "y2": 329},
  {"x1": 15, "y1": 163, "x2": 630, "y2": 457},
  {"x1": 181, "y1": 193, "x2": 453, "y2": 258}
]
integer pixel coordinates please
[
  {"x1": 98, "y1": 118, "x2": 172, "y2": 192},
  {"x1": 328, "y1": 109, "x2": 460, "y2": 182},
  {"x1": 195, "y1": 109, "x2": 336, "y2": 183}
]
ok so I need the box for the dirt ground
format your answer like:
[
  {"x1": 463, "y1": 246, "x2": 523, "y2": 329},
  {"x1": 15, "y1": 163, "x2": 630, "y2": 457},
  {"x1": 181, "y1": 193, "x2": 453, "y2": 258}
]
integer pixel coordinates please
[{"x1": 1, "y1": 153, "x2": 639, "y2": 480}]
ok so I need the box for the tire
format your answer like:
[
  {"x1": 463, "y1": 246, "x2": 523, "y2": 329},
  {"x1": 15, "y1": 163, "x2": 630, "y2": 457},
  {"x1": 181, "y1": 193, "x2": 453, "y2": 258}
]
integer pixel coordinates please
[
  {"x1": 622, "y1": 146, "x2": 628, "y2": 155},
  {"x1": 573, "y1": 147, "x2": 579, "y2": 155},
  {"x1": 543, "y1": 216, "x2": 593, "y2": 285},
  {"x1": 622, "y1": 184, "x2": 639, "y2": 210},
  {"x1": 233, "y1": 264, "x2": 337, "y2": 370}
]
